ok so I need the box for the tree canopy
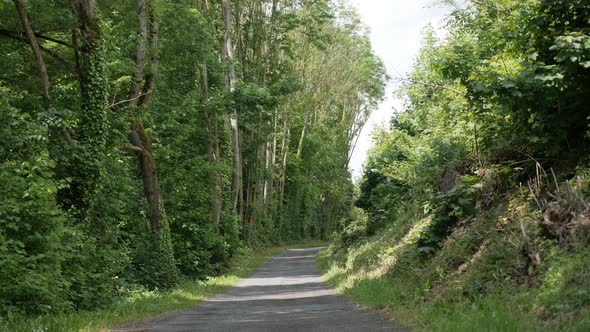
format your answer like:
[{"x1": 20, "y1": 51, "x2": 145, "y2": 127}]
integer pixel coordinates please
[{"x1": 0, "y1": 0, "x2": 385, "y2": 315}]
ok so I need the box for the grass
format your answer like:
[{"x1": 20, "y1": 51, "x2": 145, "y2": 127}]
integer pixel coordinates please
[
  {"x1": 314, "y1": 169, "x2": 590, "y2": 331},
  {"x1": 317, "y1": 247, "x2": 545, "y2": 331},
  {"x1": 317, "y1": 243, "x2": 590, "y2": 332},
  {"x1": 0, "y1": 240, "x2": 327, "y2": 332}
]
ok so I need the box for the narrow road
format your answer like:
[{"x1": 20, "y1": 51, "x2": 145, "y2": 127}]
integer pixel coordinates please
[{"x1": 139, "y1": 247, "x2": 406, "y2": 331}]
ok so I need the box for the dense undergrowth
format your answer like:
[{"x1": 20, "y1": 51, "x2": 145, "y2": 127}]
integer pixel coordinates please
[
  {"x1": 319, "y1": 173, "x2": 590, "y2": 331},
  {"x1": 0, "y1": 241, "x2": 325, "y2": 332},
  {"x1": 320, "y1": 0, "x2": 590, "y2": 331}
]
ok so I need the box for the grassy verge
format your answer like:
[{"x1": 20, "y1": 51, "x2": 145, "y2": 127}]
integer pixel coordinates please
[
  {"x1": 1, "y1": 241, "x2": 326, "y2": 332},
  {"x1": 317, "y1": 248, "x2": 541, "y2": 331},
  {"x1": 317, "y1": 244, "x2": 590, "y2": 332}
]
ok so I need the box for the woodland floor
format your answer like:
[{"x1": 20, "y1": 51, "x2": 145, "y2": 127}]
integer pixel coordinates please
[{"x1": 111, "y1": 247, "x2": 406, "y2": 332}]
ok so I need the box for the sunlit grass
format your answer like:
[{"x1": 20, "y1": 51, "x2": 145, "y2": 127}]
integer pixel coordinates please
[
  {"x1": 0, "y1": 240, "x2": 327, "y2": 332},
  {"x1": 318, "y1": 245, "x2": 590, "y2": 332},
  {"x1": 318, "y1": 248, "x2": 534, "y2": 331}
]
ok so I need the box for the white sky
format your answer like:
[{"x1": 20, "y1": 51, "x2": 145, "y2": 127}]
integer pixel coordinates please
[{"x1": 348, "y1": 0, "x2": 449, "y2": 180}]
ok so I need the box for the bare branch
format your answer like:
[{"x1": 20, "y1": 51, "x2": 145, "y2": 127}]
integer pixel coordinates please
[
  {"x1": 0, "y1": 28, "x2": 73, "y2": 48},
  {"x1": 108, "y1": 89, "x2": 152, "y2": 109},
  {"x1": 14, "y1": 0, "x2": 51, "y2": 102},
  {"x1": 0, "y1": 28, "x2": 75, "y2": 73}
]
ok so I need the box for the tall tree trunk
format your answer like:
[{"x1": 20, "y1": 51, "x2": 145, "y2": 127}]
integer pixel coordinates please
[
  {"x1": 198, "y1": 0, "x2": 222, "y2": 227},
  {"x1": 263, "y1": 110, "x2": 277, "y2": 208},
  {"x1": 129, "y1": 0, "x2": 147, "y2": 106},
  {"x1": 222, "y1": 0, "x2": 243, "y2": 217},
  {"x1": 250, "y1": 116, "x2": 266, "y2": 225},
  {"x1": 222, "y1": 0, "x2": 237, "y2": 91},
  {"x1": 202, "y1": 64, "x2": 222, "y2": 226},
  {"x1": 234, "y1": 0, "x2": 246, "y2": 80},
  {"x1": 344, "y1": 104, "x2": 366, "y2": 171},
  {"x1": 126, "y1": 0, "x2": 177, "y2": 288},
  {"x1": 279, "y1": 104, "x2": 290, "y2": 206},
  {"x1": 199, "y1": 0, "x2": 222, "y2": 227},
  {"x1": 129, "y1": 121, "x2": 165, "y2": 233},
  {"x1": 296, "y1": 106, "x2": 310, "y2": 159},
  {"x1": 262, "y1": 0, "x2": 279, "y2": 84},
  {"x1": 140, "y1": 0, "x2": 158, "y2": 106},
  {"x1": 128, "y1": 0, "x2": 163, "y2": 234},
  {"x1": 262, "y1": 0, "x2": 279, "y2": 208},
  {"x1": 69, "y1": 0, "x2": 108, "y2": 214}
]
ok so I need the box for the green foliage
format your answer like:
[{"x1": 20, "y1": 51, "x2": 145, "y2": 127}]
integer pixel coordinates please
[
  {"x1": 417, "y1": 176, "x2": 480, "y2": 256},
  {"x1": 0, "y1": 92, "x2": 69, "y2": 314},
  {"x1": 337, "y1": 207, "x2": 368, "y2": 247},
  {"x1": 336, "y1": 0, "x2": 590, "y2": 330},
  {"x1": 537, "y1": 247, "x2": 590, "y2": 326},
  {"x1": 133, "y1": 226, "x2": 179, "y2": 290},
  {"x1": 0, "y1": 244, "x2": 300, "y2": 332},
  {"x1": 0, "y1": 155, "x2": 70, "y2": 315},
  {"x1": 0, "y1": 0, "x2": 382, "y2": 320}
]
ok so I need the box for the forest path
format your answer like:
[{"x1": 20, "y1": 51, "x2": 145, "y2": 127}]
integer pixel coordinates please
[{"x1": 129, "y1": 247, "x2": 406, "y2": 331}]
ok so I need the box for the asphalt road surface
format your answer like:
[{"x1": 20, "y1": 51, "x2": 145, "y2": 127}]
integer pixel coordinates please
[{"x1": 123, "y1": 247, "x2": 406, "y2": 331}]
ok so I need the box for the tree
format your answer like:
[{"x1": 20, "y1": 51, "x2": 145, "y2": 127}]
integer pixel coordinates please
[
  {"x1": 198, "y1": 0, "x2": 222, "y2": 227},
  {"x1": 222, "y1": 0, "x2": 244, "y2": 217},
  {"x1": 125, "y1": 0, "x2": 178, "y2": 289},
  {"x1": 0, "y1": 0, "x2": 386, "y2": 315}
]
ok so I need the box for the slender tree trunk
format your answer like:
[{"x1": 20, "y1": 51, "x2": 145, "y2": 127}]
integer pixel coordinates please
[
  {"x1": 262, "y1": 0, "x2": 279, "y2": 208},
  {"x1": 140, "y1": 1, "x2": 158, "y2": 106},
  {"x1": 264, "y1": 110, "x2": 277, "y2": 207},
  {"x1": 222, "y1": 0, "x2": 243, "y2": 217},
  {"x1": 251, "y1": 116, "x2": 266, "y2": 225},
  {"x1": 129, "y1": 0, "x2": 147, "y2": 106},
  {"x1": 263, "y1": 0, "x2": 279, "y2": 84},
  {"x1": 14, "y1": 0, "x2": 50, "y2": 104},
  {"x1": 222, "y1": 0, "x2": 237, "y2": 90},
  {"x1": 16, "y1": 0, "x2": 77, "y2": 148},
  {"x1": 270, "y1": 111, "x2": 279, "y2": 197},
  {"x1": 296, "y1": 106, "x2": 310, "y2": 159},
  {"x1": 344, "y1": 104, "x2": 367, "y2": 171},
  {"x1": 202, "y1": 63, "x2": 222, "y2": 226},
  {"x1": 234, "y1": 0, "x2": 246, "y2": 80},
  {"x1": 279, "y1": 104, "x2": 290, "y2": 206},
  {"x1": 198, "y1": 0, "x2": 222, "y2": 226}
]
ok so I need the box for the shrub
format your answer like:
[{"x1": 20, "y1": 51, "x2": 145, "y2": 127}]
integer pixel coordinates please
[{"x1": 417, "y1": 176, "x2": 479, "y2": 257}]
